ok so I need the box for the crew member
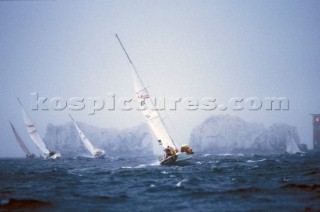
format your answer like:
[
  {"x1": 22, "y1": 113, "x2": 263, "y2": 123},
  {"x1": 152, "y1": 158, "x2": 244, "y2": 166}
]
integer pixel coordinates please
[
  {"x1": 180, "y1": 144, "x2": 194, "y2": 154},
  {"x1": 165, "y1": 146, "x2": 173, "y2": 158},
  {"x1": 186, "y1": 147, "x2": 194, "y2": 154}
]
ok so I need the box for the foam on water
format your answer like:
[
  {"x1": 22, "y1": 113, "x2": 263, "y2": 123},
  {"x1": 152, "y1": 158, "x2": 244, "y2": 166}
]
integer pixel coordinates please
[
  {"x1": 176, "y1": 179, "x2": 187, "y2": 187},
  {"x1": 246, "y1": 159, "x2": 266, "y2": 163}
]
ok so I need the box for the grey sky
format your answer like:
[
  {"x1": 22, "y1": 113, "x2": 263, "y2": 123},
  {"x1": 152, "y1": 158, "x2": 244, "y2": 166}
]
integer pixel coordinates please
[{"x1": 1, "y1": 1, "x2": 319, "y2": 157}]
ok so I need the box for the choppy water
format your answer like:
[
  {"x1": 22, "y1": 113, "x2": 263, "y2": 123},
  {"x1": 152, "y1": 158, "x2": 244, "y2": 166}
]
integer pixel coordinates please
[{"x1": 0, "y1": 153, "x2": 319, "y2": 211}]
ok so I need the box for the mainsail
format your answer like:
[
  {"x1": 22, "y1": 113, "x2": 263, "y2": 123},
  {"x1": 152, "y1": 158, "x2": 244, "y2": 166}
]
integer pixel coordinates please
[
  {"x1": 286, "y1": 132, "x2": 301, "y2": 154},
  {"x1": 17, "y1": 98, "x2": 51, "y2": 157},
  {"x1": 69, "y1": 115, "x2": 104, "y2": 157},
  {"x1": 10, "y1": 122, "x2": 33, "y2": 157},
  {"x1": 115, "y1": 34, "x2": 177, "y2": 149}
]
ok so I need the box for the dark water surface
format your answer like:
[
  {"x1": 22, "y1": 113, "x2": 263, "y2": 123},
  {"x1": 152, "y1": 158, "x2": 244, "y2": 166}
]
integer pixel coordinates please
[{"x1": 1, "y1": 153, "x2": 319, "y2": 211}]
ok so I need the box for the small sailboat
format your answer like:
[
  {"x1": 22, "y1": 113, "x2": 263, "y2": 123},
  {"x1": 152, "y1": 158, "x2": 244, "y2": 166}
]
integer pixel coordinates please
[
  {"x1": 115, "y1": 34, "x2": 194, "y2": 165},
  {"x1": 10, "y1": 122, "x2": 35, "y2": 158},
  {"x1": 17, "y1": 98, "x2": 61, "y2": 159},
  {"x1": 286, "y1": 132, "x2": 302, "y2": 154},
  {"x1": 69, "y1": 114, "x2": 105, "y2": 158}
]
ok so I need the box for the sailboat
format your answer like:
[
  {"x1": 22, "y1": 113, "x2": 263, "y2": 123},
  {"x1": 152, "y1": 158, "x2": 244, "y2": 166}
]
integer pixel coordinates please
[
  {"x1": 69, "y1": 114, "x2": 105, "y2": 158},
  {"x1": 17, "y1": 98, "x2": 61, "y2": 159},
  {"x1": 286, "y1": 132, "x2": 302, "y2": 154},
  {"x1": 10, "y1": 122, "x2": 35, "y2": 158},
  {"x1": 115, "y1": 34, "x2": 194, "y2": 165}
]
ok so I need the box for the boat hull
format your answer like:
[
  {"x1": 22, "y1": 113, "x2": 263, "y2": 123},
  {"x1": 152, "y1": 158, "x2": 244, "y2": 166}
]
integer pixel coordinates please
[
  {"x1": 160, "y1": 152, "x2": 193, "y2": 166},
  {"x1": 93, "y1": 149, "x2": 105, "y2": 158},
  {"x1": 94, "y1": 153, "x2": 105, "y2": 158},
  {"x1": 26, "y1": 154, "x2": 36, "y2": 159},
  {"x1": 47, "y1": 152, "x2": 61, "y2": 160}
]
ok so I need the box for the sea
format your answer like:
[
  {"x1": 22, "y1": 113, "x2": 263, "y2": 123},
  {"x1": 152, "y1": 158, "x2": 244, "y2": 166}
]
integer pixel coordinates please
[{"x1": 0, "y1": 153, "x2": 319, "y2": 211}]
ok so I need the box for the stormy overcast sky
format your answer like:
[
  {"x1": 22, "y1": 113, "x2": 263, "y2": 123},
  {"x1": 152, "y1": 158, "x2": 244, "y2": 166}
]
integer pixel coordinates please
[{"x1": 1, "y1": 1, "x2": 319, "y2": 157}]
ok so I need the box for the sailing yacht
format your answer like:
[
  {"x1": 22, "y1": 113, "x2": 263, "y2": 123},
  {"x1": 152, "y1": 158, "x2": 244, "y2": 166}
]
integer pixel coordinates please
[
  {"x1": 69, "y1": 115, "x2": 105, "y2": 158},
  {"x1": 115, "y1": 34, "x2": 194, "y2": 165},
  {"x1": 10, "y1": 122, "x2": 35, "y2": 158},
  {"x1": 286, "y1": 132, "x2": 302, "y2": 154},
  {"x1": 17, "y1": 98, "x2": 61, "y2": 159}
]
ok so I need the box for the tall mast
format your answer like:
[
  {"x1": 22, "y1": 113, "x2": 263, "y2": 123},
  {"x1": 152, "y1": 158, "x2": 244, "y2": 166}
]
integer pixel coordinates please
[
  {"x1": 115, "y1": 34, "x2": 177, "y2": 149},
  {"x1": 115, "y1": 34, "x2": 146, "y2": 88}
]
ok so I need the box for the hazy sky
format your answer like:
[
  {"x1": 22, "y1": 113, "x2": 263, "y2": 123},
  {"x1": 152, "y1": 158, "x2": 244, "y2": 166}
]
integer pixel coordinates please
[{"x1": 1, "y1": 1, "x2": 320, "y2": 157}]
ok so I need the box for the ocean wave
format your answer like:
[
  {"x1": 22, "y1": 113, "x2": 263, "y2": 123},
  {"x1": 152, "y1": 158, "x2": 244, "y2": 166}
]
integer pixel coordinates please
[
  {"x1": 281, "y1": 183, "x2": 320, "y2": 191},
  {"x1": 226, "y1": 187, "x2": 261, "y2": 194},
  {"x1": 0, "y1": 198, "x2": 51, "y2": 209},
  {"x1": 217, "y1": 153, "x2": 234, "y2": 156},
  {"x1": 1, "y1": 153, "x2": 319, "y2": 211},
  {"x1": 246, "y1": 159, "x2": 266, "y2": 163},
  {"x1": 135, "y1": 164, "x2": 147, "y2": 168},
  {"x1": 176, "y1": 179, "x2": 187, "y2": 187},
  {"x1": 303, "y1": 169, "x2": 320, "y2": 176},
  {"x1": 121, "y1": 166, "x2": 132, "y2": 169},
  {"x1": 94, "y1": 194, "x2": 129, "y2": 201}
]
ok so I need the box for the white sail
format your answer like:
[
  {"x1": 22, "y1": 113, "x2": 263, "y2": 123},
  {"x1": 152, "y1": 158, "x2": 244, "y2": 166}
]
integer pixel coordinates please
[
  {"x1": 132, "y1": 68, "x2": 176, "y2": 149},
  {"x1": 10, "y1": 122, "x2": 33, "y2": 157},
  {"x1": 286, "y1": 133, "x2": 301, "y2": 154},
  {"x1": 17, "y1": 98, "x2": 60, "y2": 159},
  {"x1": 69, "y1": 115, "x2": 104, "y2": 157},
  {"x1": 115, "y1": 34, "x2": 176, "y2": 150},
  {"x1": 21, "y1": 107, "x2": 50, "y2": 156}
]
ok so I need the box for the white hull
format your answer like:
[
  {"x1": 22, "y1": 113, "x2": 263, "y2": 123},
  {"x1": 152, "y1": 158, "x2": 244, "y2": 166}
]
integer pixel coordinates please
[{"x1": 47, "y1": 152, "x2": 61, "y2": 160}]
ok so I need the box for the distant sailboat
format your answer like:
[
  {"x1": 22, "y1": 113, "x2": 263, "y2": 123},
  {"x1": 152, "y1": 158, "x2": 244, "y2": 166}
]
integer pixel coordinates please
[
  {"x1": 10, "y1": 122, "x2": 35, "y2": 158},
  {"x1": 17, "y1": 98, "x2": 61, "y2": 159},
  {"x1": 69, "y1": 114, "x2": 105, "y2": 158},
  {"x1": 115, "y1": 34, "x2": 194, "y2": 165},
  {"x1": 286, "y1": 132, "x2": 301, "y2": 154}
]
